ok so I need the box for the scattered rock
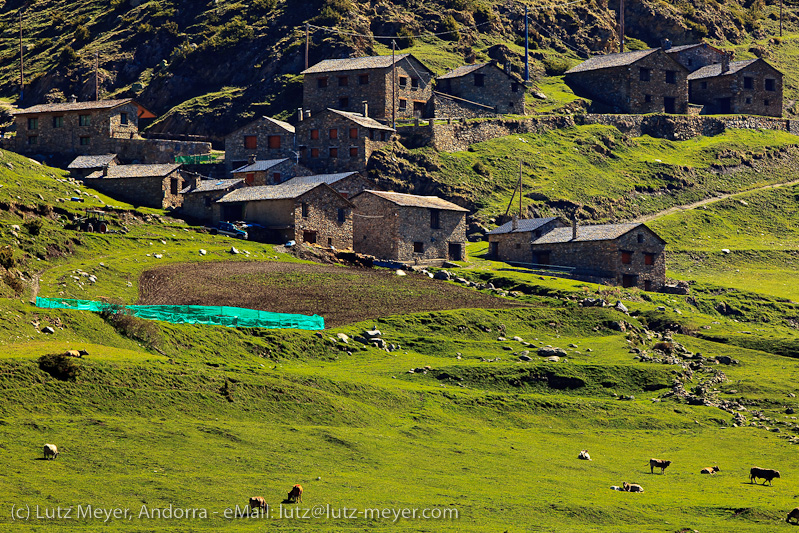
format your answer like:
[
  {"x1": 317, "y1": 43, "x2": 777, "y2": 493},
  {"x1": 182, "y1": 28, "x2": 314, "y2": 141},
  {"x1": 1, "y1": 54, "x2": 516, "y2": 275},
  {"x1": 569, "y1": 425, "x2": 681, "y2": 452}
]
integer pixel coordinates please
[
  {"x1": 199, "y1": 249, "x2": 207, "y2": 255},
  {"x1": 614, "y1": 301, "x2": 628, "y2": 314},
  {"x1": 538, "y1": 346, "x2": 567, "y2": 357},
  {"x1": 546, "y1": 356, "x2": 560, "y2": 362},
  {"x1": 41, "y1": 326, "x2": 55, "y2": 334},
  {"x1": 519, "y1": 354, "x2": 533, "y2": 362},
  {"x1": 230, "y1": 247, "x2": 240, "y2": 254},
  {"x1": 336, "y1": 333, "x2": 349, "y2": 344},
  {"x1": 433, "y1": 270, "x2": 451, "y2": 281},
  {"x1": 395, "y1": 270, "x2": 406, "y2": 276},
  {"x1": 363, "y1": 329, "x2": 382, "y2": 339}
]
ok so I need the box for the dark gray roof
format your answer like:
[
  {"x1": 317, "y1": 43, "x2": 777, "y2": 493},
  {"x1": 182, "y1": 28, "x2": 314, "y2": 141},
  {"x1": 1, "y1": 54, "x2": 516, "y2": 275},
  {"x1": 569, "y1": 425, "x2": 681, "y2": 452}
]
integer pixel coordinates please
[
  {"x1": 359, "y1": 190, "x2": 469, "y2": 212},
  {"x1": 181, "y1": 178, "x2": 243, "y2": 194},
  {"x1": 327, "y1": 109, "x2": 396, "y2": 131},
  {"x1": 531, "y1": 223, "x2": 653, "y2": 244},
  {"x1": 687, "y1": 58, "x2": 761, "y2": 80},
  {"x1": 487, "y1": 217, "x2": 558, "y2": 235},
  {"x1": 85, "y1": 163, "x2": 181, "y2": 179},
  {"x1": 67, "y1": 154, "x2": 118, "y2": 169},
  {"x1": 218, "y1": 172, "x2": 358, "y2": 202},
  {"x1": 284, "y1": 172, "x2": 359, "y2": 186},
  {"x1": 302, "y1": 54, "x2": 413, "y2": 74},
  {"x1": 231, "y1": 158, "x2": 289, "y2": 173},
  {"x1": 13, "y1": 98, "x2": 153, "y2": 117},
  {"x1": 438, "y1": 63, "x2": 488, "y2": 80},
  {"x1": 565, "y1": 49, "x2": 659, "y2": 74}
]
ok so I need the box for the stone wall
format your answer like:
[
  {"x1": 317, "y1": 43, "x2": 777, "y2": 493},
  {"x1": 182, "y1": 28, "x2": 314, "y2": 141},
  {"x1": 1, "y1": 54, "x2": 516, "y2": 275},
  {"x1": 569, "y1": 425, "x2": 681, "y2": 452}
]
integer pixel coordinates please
[
  {"x1": 111, "y1": 138, "x2": 211, "y2": 164},
  {"x1": 83, "y1": 171, "x2": 186, "y2": 209},
  {"x1": 432, "y1": 93, "x2": 501, "y2": 119},
  {"x1": 224, "y1": 118, "x2": 296, "y2": 172},
  {"x1": 487, "y1": 220, "x2": 565, "y2": 264},
  {"x1": 181, "y1": 184, "x2": 243, "y2": 222},
  {"x1": 689, "y1": 60, "x2": 783, "y2": 117},
  {"x1": 437, "y1": 64, "x2": 525, "y2": 115},
  {"x1": 294, "y1": 186, "x2": 353, "y2": 250},
  {"x1": 666, "y1": 45, "x2": 725, "y2": 72}
]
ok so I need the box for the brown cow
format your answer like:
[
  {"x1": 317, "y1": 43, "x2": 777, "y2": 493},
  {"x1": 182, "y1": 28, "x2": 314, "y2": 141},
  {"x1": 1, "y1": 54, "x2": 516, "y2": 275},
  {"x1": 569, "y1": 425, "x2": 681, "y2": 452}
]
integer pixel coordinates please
[
  {"x1": 287, "y1": 484, "x2": 303, "y2": 503},
  {"x1": 750, "y1": 467, "x2": 780, "y2": 485},
  {"x1": 787, "y1": 507, "x2": 799, "y2": 524},
  {"x1": 249, "y1": 496, "x2": 266, "y2": 512},
  {"x1": 701, "y1": 466, "x2": 720, "y2": 475},
  {"x1": 622, "y1": 482, "x2": 644, "y2": 493},
  {"x1": 649, "y1": 458, "x2": 671, "y2": 474}
]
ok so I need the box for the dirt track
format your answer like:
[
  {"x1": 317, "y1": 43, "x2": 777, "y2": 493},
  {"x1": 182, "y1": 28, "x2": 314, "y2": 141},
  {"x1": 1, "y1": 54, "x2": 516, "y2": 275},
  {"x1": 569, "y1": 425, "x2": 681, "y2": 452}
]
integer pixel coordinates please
[{"x1": 138, "y1": 262, "x2": 521, "y2": 327}]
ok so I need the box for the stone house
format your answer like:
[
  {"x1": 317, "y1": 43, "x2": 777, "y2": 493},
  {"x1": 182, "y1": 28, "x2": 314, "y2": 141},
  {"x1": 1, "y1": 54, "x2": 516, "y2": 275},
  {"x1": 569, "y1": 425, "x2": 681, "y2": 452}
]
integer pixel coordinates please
[
  {"x1": 301, "y1": 54, "x2": 435, "y2": 122},
  {"x1": 435, "y1": 62, "x2": 526, "y2": 116},
  {"x1": 224, "y1": 116, "x2": 296, "y2": 172},
  {"x1": 180, "y1": 177, "x2": 245, "y2": 222},
  {"x1": 351, "y1": 190, "x2": 468, "y2": 263},
  {"x1": 527, "y1": 222, "x2": 666, "y2": 291},
  {"x1": 664, "y1": 41, "x2": 727, "y2": 72},
  {"x1": 296, "y1": 108, "x2": 395, "y2": 173},
  {"x1": 215, "y1": 180, "x2": 353, "y2": 248},
  {"x1": 486, "y1": 217, "x2": 565, "y2": 264},
  {"x1": 230, "y1": 158, "x2": 296, "y2": 186},
  {"x1": 687, "y1": 57, "x2": 783, "y2": 117},
  {"x1": 564, "y1": 48, "x2": 689, "y2": 114},
  {"x1": 278, "y1": 171, "x2": 370, "y2": 199},
  {"x1": 82, "y1": 163, "x2": 187, "y2": 209},
  {"x1": 67, "y1": 153, "x2": 119, "y2": 179}
]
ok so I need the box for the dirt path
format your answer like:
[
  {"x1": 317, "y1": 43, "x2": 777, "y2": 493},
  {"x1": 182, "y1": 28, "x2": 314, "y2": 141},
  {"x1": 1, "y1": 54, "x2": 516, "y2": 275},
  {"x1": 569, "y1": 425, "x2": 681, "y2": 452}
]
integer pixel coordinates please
[{"x1": 635, "y1": 178, "x2": 799, "y2": 223}]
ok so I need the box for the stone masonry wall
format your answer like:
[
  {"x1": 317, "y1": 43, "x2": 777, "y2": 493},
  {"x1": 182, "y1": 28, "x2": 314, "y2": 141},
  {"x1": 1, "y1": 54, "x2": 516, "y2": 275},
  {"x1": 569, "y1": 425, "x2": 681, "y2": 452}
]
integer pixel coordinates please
[
  {"x1": 394, "y1": 204, "x2": 466, "y2": 262},
  {"x1": 689, "y1": 61, "x2": 783, "y2": 118},
  {"x1": 488, "y1": 231, "x2": 535, "y2": 264},
  {"x1": 83, "y1": 172, "x2": 185, "y2": 209},
  {"x1": 438, "y1": 64, "x2": 525, "y2": 115},
  {"x1": 224, "y1": 118, "x2": 296, "y2": 172},
  {"x1": 111, "y1": 138, "x2": 211, "y2": 164},
  {"x1": 352, "y1": 193, "x2": 399, "y2": 259},
  {"x1": 432, "y1": 93, "x2": 501, "y2": 119},
  {"x1": 294, "y1": 186, "x2": 353, "y2": 250},
  {"x1": 667, "y1": 46, "x2": 725, "y2": 72}
]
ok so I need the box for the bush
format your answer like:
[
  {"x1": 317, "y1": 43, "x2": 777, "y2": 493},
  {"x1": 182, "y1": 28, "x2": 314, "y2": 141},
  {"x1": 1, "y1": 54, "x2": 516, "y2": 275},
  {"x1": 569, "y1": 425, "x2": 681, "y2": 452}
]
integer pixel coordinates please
[
  {"x1": 625, "y1": 37, "x2": 649, "y2": 51},
  {"x1": 396, "y1": 26, "x2": 415, "y2": 49},
  {"x1": 38, "y1": 353, "x2": 81, "y2": 382},
  {"x1": 74, "y1": 24, "x2": 90, "y2": 42},
  {"x1": 59, "y1": 46, "x2": 79, "y2": 65},
  {"x1": 24, "y1": 218, "x2": 44, "y2": 236},
  {"x1": 0, "y1": 245, "x2": 13, "y2": 269},
  {"x1": 440, "y1": 14, "x2": 459, "y2": 41},
  {"x1": 100, "y1": 304, "x2": 162, "y2": 349},
  {"x1": 542, "y1": 56, "x2": 572, "y2": 76},
  {"x1": 473, "y1": 161, "x2": 490, "y2": 176},
  {"x1": 3, "y1": 273, "x2": 24, "y2": 295}
]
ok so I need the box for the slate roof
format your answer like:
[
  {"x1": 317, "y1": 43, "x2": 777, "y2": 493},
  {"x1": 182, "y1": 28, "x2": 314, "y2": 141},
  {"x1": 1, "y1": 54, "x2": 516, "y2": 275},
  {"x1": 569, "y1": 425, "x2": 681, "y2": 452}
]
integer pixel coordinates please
[
  {"x1": 531, "y1": 223, "x2": 655, "y2": 244},
  {"x1": 13, "y1": 98, "x2": 154, "y2": 117},
  {"x1": 687, "y1": 59, "x2": 761, "y2": 80},
  {"x1": 438, "y1": 63, "x2": 488, "y2": 80},
  {"x1": 327, "y1": 109, "x2": 396, "y2": 131},
  {"x1": 360, "y1": 190, "x2": 469, "y2": 212},
  {"x1": 181, "y1": 178, "x2": 243, "y2": 194},
  {"x1": 284, "y1": 172, "x2": 359, "y2": 186},
  {"x1": 565, "y1": 49, "x2": 659, "y2": 74},
  {"x1": 67, "y1": 154, "x2": 118, "y2": 169},
  {"x1": 85, "y1": 164, "x2": 181, "y2": 179},
  {"x1": 665, "y1": 42, "x2": 725, "y2": 55},
  {"x1": 231, "y1": 158, "x2": 289, "y2": 173},
  {"x1": 486, "y1": 217, "x2": 559, "y2": 235},
  {"x1": 218, "y1": 178, "x2": 345, "y2": 203},
  {"x1": 302, "y1": 54, "x2": 413, "y2": 74},
  {"x1": 263, "y1": 116, "x2": 295, "y2": 133}
]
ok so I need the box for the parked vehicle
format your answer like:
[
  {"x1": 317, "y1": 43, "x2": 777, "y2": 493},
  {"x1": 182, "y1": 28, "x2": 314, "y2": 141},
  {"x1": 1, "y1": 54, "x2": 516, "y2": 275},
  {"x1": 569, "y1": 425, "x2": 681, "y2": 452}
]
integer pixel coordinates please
[{"x1": 208, "y1": 221, "x2": 248, "y2": 239}]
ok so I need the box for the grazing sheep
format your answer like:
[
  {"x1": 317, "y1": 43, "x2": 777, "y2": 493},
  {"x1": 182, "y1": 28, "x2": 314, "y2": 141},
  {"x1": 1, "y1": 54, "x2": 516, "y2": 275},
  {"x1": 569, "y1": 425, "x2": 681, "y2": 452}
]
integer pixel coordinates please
[
  {"x1": 701, "y1": 466, "x2": 720, "y2": 475},
  {"x1": 578, "y1": 450, "x2": 591, "y2": 461},
  {"x1": 622, "y1": 482, "x2": 644, "y2": 493},
  {"x1": 249, "y1": 496, "x2": 266, "y2": 512},
  {"x1": 287, "y1": 484, "x2": 303, "y2": 503},
  {"x1": 750, "y1": 467, "x2": 780, "y2": 486},
  {"x1": 787, "y1": 507, "x2": 799, "y2": 524},
  {"x1": 649, "y1": 458, "x2": 671, "y2": 474},
  {"x1": 43, "y1": 444, "x2": 58, "y2": 460}
]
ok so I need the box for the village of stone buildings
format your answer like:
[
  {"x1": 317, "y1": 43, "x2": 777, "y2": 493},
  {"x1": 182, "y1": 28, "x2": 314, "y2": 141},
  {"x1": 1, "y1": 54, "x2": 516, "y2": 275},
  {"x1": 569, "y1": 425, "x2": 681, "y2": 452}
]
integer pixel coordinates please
[{"x1": 2, "y1": 39, "x2": 790, "y2": 293}]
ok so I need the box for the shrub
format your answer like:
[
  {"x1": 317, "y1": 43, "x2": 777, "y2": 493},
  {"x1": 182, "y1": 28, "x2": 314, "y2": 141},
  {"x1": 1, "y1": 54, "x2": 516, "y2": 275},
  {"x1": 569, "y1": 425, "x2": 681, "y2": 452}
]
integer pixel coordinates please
[
  {"x1": 542, "y1": 56, "x2": 572, "y2": 76},
  {"x1": 0, "y1": 245, "x2": 13, "y2": 269},
  {"x1": 440, "y1": 14, "x2": 459, "y2": 41},
  {"x1": 74, "y1": 24, "x2": 90, "y2": 42},
  {"x1": 59, "y1": 46, "x2": 79, "y2": 65},
  {"x1": 473, "y1": 161, "x2": 490, "y2": 176},
  {"x1": 24, "y1": 218, "x2": 44, "y2": 236},
  {"x1": 625, "y1": 37, "x2": 649, "y2": 51},
  {"x1": 311, "y1": 0, "x2": 352, "y2": 25},
  {"x1": 100, "y1": 304, "x2": 162, "y2": 349},
  {"x1": 396, "y1": 25, "x2": 415, "y2": 49},
  {"x1": 3, "y1": 273, "x2": 24, "y2": 295},
  {"x1": 38, "y1": 353, "x2": 81, "y2": 382}
]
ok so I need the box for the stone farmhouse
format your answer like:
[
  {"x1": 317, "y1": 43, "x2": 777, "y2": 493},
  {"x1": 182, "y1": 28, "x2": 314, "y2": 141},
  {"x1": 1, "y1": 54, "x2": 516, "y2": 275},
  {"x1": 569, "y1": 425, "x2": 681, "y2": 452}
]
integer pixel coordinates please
[
  {"x1": 301, "y1": 54, "x2": 435, "y2": 121},
  {"x1": 82, "y1": 163, "x2": 187, "y2": 209},
  {"x1": 67, "y1": 153, "x2": 120, "y2": 179},
  {"x1": 664, "y1": 41, "x2": 727, "y2": 72},
  {"x1": 435, "y1": 62, "x2": 526, "y2": 117},
  {"x1": 565, "y1": 48, "x2": 690, "y2": 114},
  {"x1": 223, "y1": 116, "x2": 296, "y2": 172},
  {"x1": 180, "y1": 178, "x2": 245, "y2": 222},
  {"x1": 688, "y1": 58, "x2": 783, "y2": 117},
  {"x1": 489, "y1": 220, "x2": 666, "y2": 291},
  {"x1": 215, "y1": 177, "x2": 355, "y2": 248},
  {"x1": 11, "y1": 98, "x2": 210, "y2": 163},
  {"x1": 351, "y1": 190, "x2": 468, "y2": 263},
  {"x1": 230, "y1": 158, "x2": 298, "y2": 186},
  {"x1": 296, "y1": 108, "x2": 395, "y2": 173}
]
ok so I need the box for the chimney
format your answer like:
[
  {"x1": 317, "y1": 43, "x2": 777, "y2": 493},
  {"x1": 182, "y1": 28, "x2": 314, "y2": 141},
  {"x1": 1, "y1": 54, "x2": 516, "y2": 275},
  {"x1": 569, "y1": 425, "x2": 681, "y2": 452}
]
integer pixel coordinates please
[
  {"x1": 297, "y1": 108, "x2": 303, "y2": 122},
  {"x1": 362, "y1": 101, "x2": 368, "y2": 117},
  {"x1": 68, "y1": 94, "x2": 77, "y2": 103},
  {"x1": 661, "y1": 38, "x2": 672, "y2": 51},
  {"x1": 511, "y1": 215, "x2": 518, "y2": 231},
  {"x1": 571, "y1": 218, "x2": 578, "y2": 240},
  {"x1": 191, "y1": 174, "x2": 201, "y2": 190},
  {"x1": 304, "y1": 110, "x2": 311, "y2": 120},
  {"x1": 102, "y1": 164, "x2": 108, "y2": 177},
  {"x1": 248, "y1": 154, "x2": 256, "y2": 165},
  {"x1": 721, "y1": 53, "x2": 730, "y2": 73}
]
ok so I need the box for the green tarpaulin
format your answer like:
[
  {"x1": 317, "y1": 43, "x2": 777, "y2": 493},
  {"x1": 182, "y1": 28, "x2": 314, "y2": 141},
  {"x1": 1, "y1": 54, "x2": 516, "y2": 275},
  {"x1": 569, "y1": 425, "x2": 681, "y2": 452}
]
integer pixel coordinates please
[{"x1": 35, "y1": 297, "x2": 324, "y2": 330}]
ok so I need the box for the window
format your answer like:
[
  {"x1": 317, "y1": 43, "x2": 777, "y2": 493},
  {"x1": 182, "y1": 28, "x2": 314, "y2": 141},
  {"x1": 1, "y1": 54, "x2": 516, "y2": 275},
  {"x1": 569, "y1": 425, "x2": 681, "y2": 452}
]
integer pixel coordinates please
[
  {"x1": 310, "y1": 148, "x2": 319, "y2": 158},
  {"x1": 399, "y1": 99, "x2": 407, "y2": 110},
  {"x1": 79, "y1": 136, "x2": 90, "y2": 146},
  {"x1": 745, "y1": 97, "x2": 752, "y2": 104},
  {"x1": 244, "y1": 135, "x2": 257, "y2": 149},
  {"x1": 329, "y1": 147, "x2": 338, "y2": 158},
  {"x1": 474, "y1": 73, "x2": 485, "y2": 87},
  {"x1": 744, "y1": 77, "x2": 754, "y2": 89},
  {"x1": 27, "y1": 135, "x2": 37, "y2": 145},
  {"x1": 644, "y1": 94, "x2": 652, "y2": 103},
  {"x1": 301, "y1": 202, "x2": 309, "y2": 217},
  {"x1": 170, "y1": 178, "x2": 179, "y2": 195},
  {"x1": 399, "y1": 76, "x2": 408, "y2": 88},
  {"x1": 515, "y1": 243, "x2": 521, "y2": 249},
  {"x1": 430, "y1": 209, "x2": 440, "y2": 229},
  {"x1": 245, "y1": 173, "x2": 255, "y2": 185},
  {"x1": 765, "y1": 78, "x2": 776, "y2": 91},
  {"x1": 310, "y1": 129, "x2": 319, "y2": 140},
  {"x1": 339, "y1": 97, "x2": 349, "y2": 109},
  {"x1": 27, "y1": 118, "x2": 38, "y2": 130},
  {"x1": 272, "y1": 172, "x2": 281, "y2": 182},
  {"x1": 411, "y1": 77, "x2": 420, "y2": 89},
  {"x1": 644, "y1": 279, "x2": 653, "y2": 291},
  {"x1": 380, "y1": 131, "x2": 387, "y2": 141},
  {"x1": 700, "y1": 81, "x2": 708, "y2": 90},
  {"x1": 637, "y1": 233, "x2": 644, "y2": 243},
  {"x1": 639, "y1": 68, "x2": 650, "y2": 82},
  {"x1": 120, "y1": 112, "x2": 128, "y2": 125},
  {"x1": 337, "y1": 208, "x2": 345, "y2": 222},
  {"x1": 329, "y1": 128, "x2": 338, "y2": 140},
  {"x1": 358, "y1": 74, "x2": 369, "y2": 85},
  {"x1": 349, "y1": 147, "x2": 358, "y2": 158},
  {"x1": 303, "y1": 230, "x2": 316, "y2": 244},
  {"x1": 268, "y1": 135, "x2": 281, "y2": 149},
  {"x1": 687, "y1": 58, "x2": 693, "y2": 67},
  {"x1": 328, "y1": 237, "x2": 333, "y2": 246},
  {"x1": 645, "y1": 253, "x2": 656, "y2": 265},
  {"x1": 338, "y1": 76, "x2": 348, "y2": 87},
  {"x1": 764, "y1": 99, "x2": 770, "y2": 106},
  {"x1": 317, "y1": 77, "x2": 328, "y2": 88},
  {"x1": 349, "y1": 127, "x2": 358, "y2": 139},
  {"x1": 53, "y1": 116, "x2": 63, "y2": 128},
  {"x1": 413, "y1": 241, "x2": 424, "y2": 253},
  {"x1": 511, "y1": 83, "x2": 519, "y2": 93},
  {"x1": 665, "y1": 70, "x2": 676, "y2": 84},
  {"x1": 79, "y1": 114, "x2": 90, "y2": 126},
  {"x1": 621, "y1": 251, "x2": 633, "y2": 264},
  {"x1": 204, "y1": 196, "x2": 212, "y2": 207}
]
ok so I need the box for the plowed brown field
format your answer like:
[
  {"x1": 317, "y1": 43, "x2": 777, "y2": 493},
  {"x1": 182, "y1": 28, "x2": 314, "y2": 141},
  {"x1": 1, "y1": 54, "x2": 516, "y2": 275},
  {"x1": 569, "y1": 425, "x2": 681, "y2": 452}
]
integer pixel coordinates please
[{"x1": 137, "y1": 261, "x2": 522, "y2": 327}]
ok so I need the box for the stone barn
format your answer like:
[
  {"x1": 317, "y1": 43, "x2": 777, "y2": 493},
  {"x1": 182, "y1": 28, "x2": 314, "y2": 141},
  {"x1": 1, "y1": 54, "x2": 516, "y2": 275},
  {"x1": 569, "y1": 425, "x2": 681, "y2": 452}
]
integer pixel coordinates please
[
  {"x1": 351, "y1": 190, "x2": 468, "y2": 263},
  {"x1": 486, "y1": 217, "x2": 565, "y2": 264},
  {"x1": 664, "y1": 41, "x2": 727, "y2": 72},
  {"x1": 224, "y1": 116, "x2": 296, "y2": 172},
  {"x1": 180, "y1": 177, "x2": 245, "y2": 222},
  {"x1": 230, "y1": 158, "x2": 296, "y2": 186},
  {"x1": 82, "y1": 163, "x2": 187, "y2": 209},
  {"x1": 435, "y1": 62, "x2": 526, "y2": 116},
  {"x1": 687, "y1": 57, "x2": 783, "y2": 117},
  {"x1": 564, "y1": 48, "x2": 689, "y2": 114},
  {"x1": 67, "y1": 153, "x2": 119, "y2": 179}
]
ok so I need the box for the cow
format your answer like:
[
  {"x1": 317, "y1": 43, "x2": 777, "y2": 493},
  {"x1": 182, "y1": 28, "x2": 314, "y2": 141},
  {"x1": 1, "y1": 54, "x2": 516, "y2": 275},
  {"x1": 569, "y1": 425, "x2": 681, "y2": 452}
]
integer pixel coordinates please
[
  {"x1": 701, "y1": 466, "x2": 720, "y2": 475},
  {"x1": 787, "y1": 507, "x2": 799, "y2": 524},
  {"x1": 622, "y1": 482, "x2": 644, "y2": 493},
  {"x1": 649, "y1": 458, "x2": 671, "y2": 474},
  {"x1": 249, "y1": 497, "x2": 266, "y2": 513},
  {"x1": 43, "y1": 444, "x2": 58, "y2": 460},
  {"x1": 578, "y1": 450, "x2": 591, "y2": 461},
  {"x1": 64, "y1": 350, "x2": 82, "y2": 358},
  {"x1": 287, "y1": 484, "x2": 303, "y2": 503},
  {"x1": 750, "y1": 467, "x2": 781, "y2": 485}
]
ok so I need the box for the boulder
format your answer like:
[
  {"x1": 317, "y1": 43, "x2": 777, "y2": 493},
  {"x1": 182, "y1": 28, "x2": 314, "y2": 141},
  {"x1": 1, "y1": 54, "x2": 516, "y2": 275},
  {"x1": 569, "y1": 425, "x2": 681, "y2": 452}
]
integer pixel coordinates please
[
  {"x1": 614, "y1": 301, "x2": 628, "y2": 314},
  {"x1": 363, "y1": 329, "x2": 382, "y2": 339},
  {"x1": 41, "y1": 326, "x2": 55, "y2": 334},
  {"x1": 546, "y1": 356, "x2": 560, "y2": 362},
  {"x1": 336, "y1": 333, "x2": 349, "y2": 344},
  {"x1": 538, "y1": 346, "x2": 567, "y2": 357},
  {"x1": 433, "y1": 270, "x2": 451, "y2": 281}
]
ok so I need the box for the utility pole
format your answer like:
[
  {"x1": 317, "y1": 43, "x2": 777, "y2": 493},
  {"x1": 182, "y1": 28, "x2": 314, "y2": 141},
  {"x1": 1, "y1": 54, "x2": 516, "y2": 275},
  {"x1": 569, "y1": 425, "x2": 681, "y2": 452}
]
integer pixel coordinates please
[
  {"x1": 95, "y1": 52, "x2": 100, "y2": 101},
  {"x1": 392, "y1": 39, "x2": 396, "y2": 128},
  {"x1": 524, "y1": 4, "x2": 529, "y2": 82},
  {"x1": 780, "y1": 0, "x2": 783, "y2": 37},
  {"x1": 19, "y1": 11, "x2": 24, "y2": 103},
  {"x1": 305, "y1": 22, "x2": 310, "y2": 70},
  {"x1": 619, "y1": 0, "x2": 625, "y2": 52},
  {"x1": 518, "y1": 160, "x2": 523, "y2": 217}
]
